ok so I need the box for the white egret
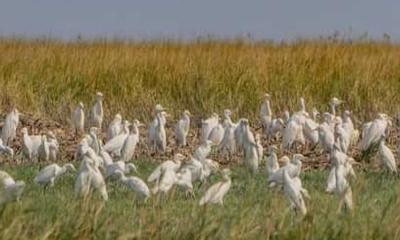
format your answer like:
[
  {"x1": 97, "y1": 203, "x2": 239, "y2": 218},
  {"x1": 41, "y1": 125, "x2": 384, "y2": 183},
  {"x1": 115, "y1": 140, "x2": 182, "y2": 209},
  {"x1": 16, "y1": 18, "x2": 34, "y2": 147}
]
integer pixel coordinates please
[
  {"x1": 283, "y1": 110, "x2": 291, "y2": 124},
  {"x1": 181, "y1": 156, "x2": 207, "y2": 182},
  {"x1": 329, "y1": 97, "x2": 343, "y2": 116},
  {"x1": 326, "y1": 159, "x2": 356, "y2": 193},
  {"x1": 360, "y1": 113, "x2": 391, "y2": 152},
  {"x1": 115, "y1": 170, "x2": 150, "y2": 201},
  {"x1": 90, "y1": 92, "x2": 104, "y2": 129},
  {"x1": 38, "y1": 135, "x2": 50, "y2": 162},
  {"x1": 242, "y1": 119, "x2": 259, "y2": 173},
  {"x1": 75, "y1": 158, "x2": 108, "y2": 201},
  {"x1": 268, "y1": 154, "x2": 304, "y2": 186},
  {"x1": 104, "y1": 120, "x2": 130, "y2": 156},
  {"x1": 99, "y1": 149, "x2": 113, "y2": 166},
  {"x1": 193, "y1": 140, "x2": 213, "y2": 162},
  {"x1": 0, "y1": 138, "x2": 14, "y2": 157},
  {"x1": 72, "y1": 102, "x2": 85, "y2": 135},
  {"x1": 86, "y1": 127, "x2": 102, "y2": 154},
  {"x1": 199, "y1": 169, "x2": 231, "y2": 206},
  {"x1": 175, "y1": 168, "x2": 194, "y2": 197},
  {"x1": 107, "y1": 113, "x2": 122, "y2": 140},
  {"x1": 378, "y1": 138, "x2": 397, "y2": 173},
  {"x1": 152, "y1": 169, "x2": 177, "y2": 195},
  {"x1": 34, "y1": 163, "x2": 76, "y2": 188},
  {"x1": 0, "y1": 170, "x2": 25, "y2": 205},
  {"x1": 282, "y1": 169, "x2": 307, "y2": 216},
  {"x1": 200, "y1": 113, "x2": 219, "y2": 143},
  {"x1": 268, "y1": 118, "x2": 285, "y2": 141},
  {"x1": 255, "y1": 133, "x2": 263, "y2": 164},
  {"x1": 342, "y1": 111, "x2": 359, "y2": 146},
  {"x1": 119, "y1": 120, "x2": 143, "y2": 162},
  {"x1": 47, "y1": 131, "x2": 59, "y2": 162},
  {"x1": 175, "y1": 110, "x2": 191, "y2": 147},
  {"x1": 208, "y1": 122, "x2": 224, "y2": 146},
  {"x1": 311, "y1": 108, "x2": 320, "y2": 122},
  {"x1": 219, "y1": 120, "x2": 237, "y2": 156},
  {"x1": 260, "y1": 93, "x2": 272, "y2": 137},
  {"x1": 234, "y1": 118, "x2": 246, "y2": 150},
  {"x1": 334, "y1": 118, "x2": 351, "y2": 153},
  {"x1": 105, "y1": 161, "x2": 137, "y2": 179},
  {"x1": 21, "y1": 127, "x2": 42, "y2": 161},
  {"x1": 148, "y1": 104, "x2": 167, "y2": 148},
  {"x1": 266, "y1": 145, "x2": 279, "y2": 176},
  {"x1": 1, "y1": 108, "x2": 19, "y2": 146},
  {"x1": 147, "y1": 153, "x2": 184, "y2": 183},
  {"x1": 153, "y1": 112, "x2": 167, "y2": 153},
  {"x1": 335, "y1": 163, "x2": 353, "y2": 212},
  {"x1": 317, "y1": 123, "x2": 335, "y2": 153},
  {"x1": 282, "y1": 120, "x2": 304, "y2": 151}
]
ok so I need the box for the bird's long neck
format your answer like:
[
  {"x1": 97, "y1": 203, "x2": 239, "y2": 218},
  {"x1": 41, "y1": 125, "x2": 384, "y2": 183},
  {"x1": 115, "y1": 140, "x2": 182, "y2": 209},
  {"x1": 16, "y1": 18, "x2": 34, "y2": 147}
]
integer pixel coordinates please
[
  {"x1": 330, "y1": 104, "x2": 336, "y2": 116},
  {"x1": 300, "y1": 99, "x2": 306, "y2": 112},
  {"x1": 265, "y1": 100, "x2": 272, "y2": 116},
  {"x1": 96, "y1": 100, "x2": 103, "y2": 115},
  {"x1": 131, "y1": 125, "x2": 137, "y2": 134}
]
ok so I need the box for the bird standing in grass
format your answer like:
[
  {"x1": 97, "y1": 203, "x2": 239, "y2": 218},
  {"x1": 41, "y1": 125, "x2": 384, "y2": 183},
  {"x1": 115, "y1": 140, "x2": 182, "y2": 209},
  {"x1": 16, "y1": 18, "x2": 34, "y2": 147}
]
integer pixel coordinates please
[
  {"x1": 107, "y1": 113, "x2": 123, "y2": 141},
  {"x1": 34, "y1": 163, "x2": 76, "y2": 189},
  {"x1": 260, "y1": 93, "x2": 272, "y2": 138},
  {"x1": 0, "y1": 170, "x2": 25, "y2": 205},
  {"x1": 104, "y1": 121, "x2": 131, "y2": 156},
  {"x1": 115, "y1": 170, "x2": 150, "y2": 202},
  {"x1": 175, "y1": 110, "x2": 191, "y2": 147},
  {"x1": 91, "y1": 92, "x2": 104, "y2": 129},
  {"x1": 120, "y1": 120, "x2": 143, "y2": 162},
  {"x1": 72, "y1": 102, "x2": 85, "y2": 136},
  {"x1": 282, "y1": 168, "x2": 307, "y2": 216},
  {"x1": 0, "y1": 139, "x2": 13, "y2": 157},
  {"x1": 75, "y1": 157, "x2": 108, "y2": 201},
  {"x1": 378, "y1": 137, "x2": 397, "y2": 173},
  {"x1": 199, "y1": 169, "x2": 231, "y2": 205},
  {"x1": 21, "y1": 128, "x2": 42, "y2": 161},
  {"x1": 1, "y1": 108, "x2": 19, "y2": 146}
]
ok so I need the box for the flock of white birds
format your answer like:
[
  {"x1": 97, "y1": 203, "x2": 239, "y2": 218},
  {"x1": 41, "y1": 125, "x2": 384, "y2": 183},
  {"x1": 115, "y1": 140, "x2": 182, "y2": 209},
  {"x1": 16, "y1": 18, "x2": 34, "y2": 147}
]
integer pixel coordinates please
[{"x1": 0, "y1": 92, "x2": 398, "y2": 217}]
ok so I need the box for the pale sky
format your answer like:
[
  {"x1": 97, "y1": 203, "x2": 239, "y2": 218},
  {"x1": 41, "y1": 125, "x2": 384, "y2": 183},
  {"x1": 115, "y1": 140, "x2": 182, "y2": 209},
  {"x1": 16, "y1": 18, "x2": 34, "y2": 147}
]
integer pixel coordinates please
[{"x1": 0, "y1": 0, "x2": 399, "y2": 41}]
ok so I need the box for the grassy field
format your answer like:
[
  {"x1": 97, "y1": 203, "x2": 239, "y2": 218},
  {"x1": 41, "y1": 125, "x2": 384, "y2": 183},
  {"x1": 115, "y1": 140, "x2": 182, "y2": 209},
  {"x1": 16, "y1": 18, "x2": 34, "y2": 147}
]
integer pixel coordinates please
[
  {"x1": 1, "y1": 38, "x2": 400, "y2": 239},
  {"x1": 0, "y1": 38, "x2": 399, "y2": 124},
  {"x1": 1, "y1": 160, "x2": 400, "y2": 239}
]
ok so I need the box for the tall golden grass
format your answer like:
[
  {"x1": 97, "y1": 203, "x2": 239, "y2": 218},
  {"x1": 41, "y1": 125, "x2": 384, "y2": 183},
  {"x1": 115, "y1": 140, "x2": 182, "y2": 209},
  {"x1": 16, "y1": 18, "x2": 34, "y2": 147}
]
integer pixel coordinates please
[{"x1": 0, "y1": 38, "x2": 399, "y2": 123}]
